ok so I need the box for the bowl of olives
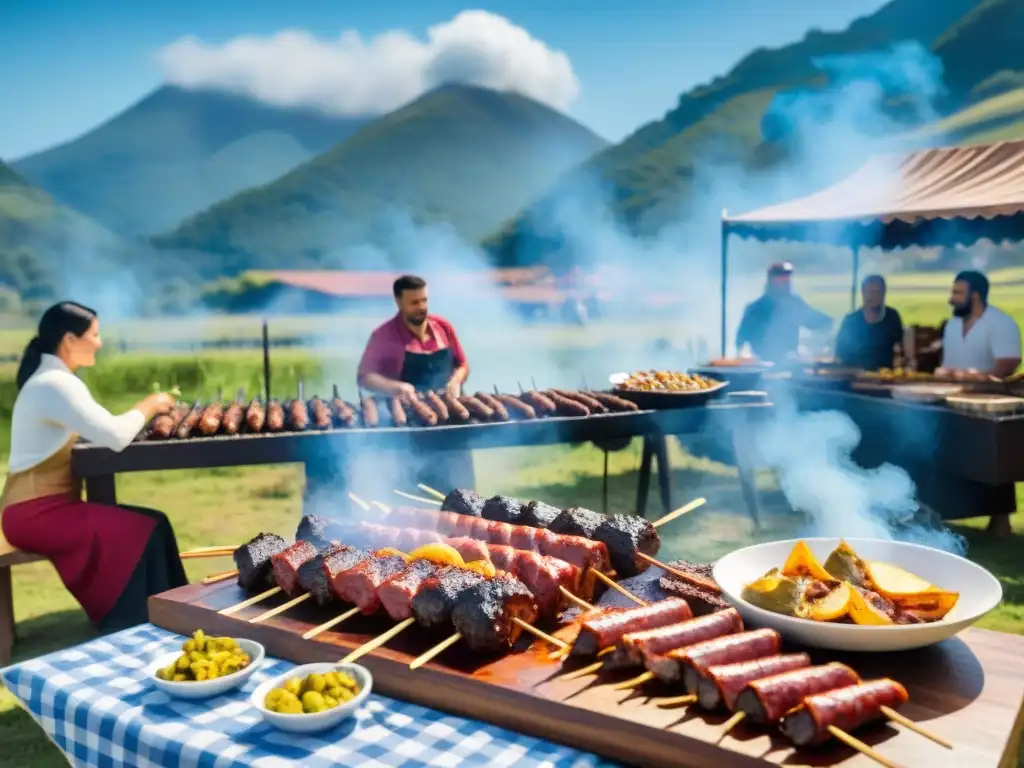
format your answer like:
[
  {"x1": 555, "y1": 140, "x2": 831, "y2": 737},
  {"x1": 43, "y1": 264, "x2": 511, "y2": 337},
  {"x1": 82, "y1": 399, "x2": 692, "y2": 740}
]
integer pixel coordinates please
[
  {"x1": 148, "y1": 630, "x2": 265, "y2": 699},
  {"x1": 250, "y1": 663, "x2": 372, "y2": 734}
]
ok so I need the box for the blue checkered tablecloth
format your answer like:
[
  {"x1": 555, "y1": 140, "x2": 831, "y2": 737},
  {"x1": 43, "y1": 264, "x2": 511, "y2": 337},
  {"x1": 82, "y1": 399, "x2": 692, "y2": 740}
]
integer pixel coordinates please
[{"x1": 2, "y1": 624, "x2": 621, "y2": 768}]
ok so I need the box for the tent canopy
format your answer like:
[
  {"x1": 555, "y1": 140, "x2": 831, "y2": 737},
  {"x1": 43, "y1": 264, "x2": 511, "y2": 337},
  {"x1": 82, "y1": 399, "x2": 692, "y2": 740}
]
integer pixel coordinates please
[{"x1": 724, "y1": 140, "x2": 1024, "y2": 249}]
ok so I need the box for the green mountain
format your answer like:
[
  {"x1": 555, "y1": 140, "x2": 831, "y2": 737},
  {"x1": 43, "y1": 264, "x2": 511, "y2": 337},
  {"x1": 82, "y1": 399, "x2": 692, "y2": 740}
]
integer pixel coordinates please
[
  {"x1": 13, "y1": 86, "x2": 366, "y2": 236},
  {"x1": 151, "y1": 85, "x2": 607, "y2": 278},
  {"x1": 485, "y1": 0, "x2": 992, "y2": 265}
]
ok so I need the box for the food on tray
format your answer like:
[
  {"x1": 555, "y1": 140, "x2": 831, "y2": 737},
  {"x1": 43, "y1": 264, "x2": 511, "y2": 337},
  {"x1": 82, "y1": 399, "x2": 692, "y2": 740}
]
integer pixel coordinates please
[
  {"x1": 569, "y1": 598, "x2": 693, "y2": 658},
  {"x1": 264, "y1": 669, "x2": 362, "y2": 713},
  {"x1": 735, "y1": 662, "x2": 861, "y2": 724},
  {"x1": 155, "y1": 630, "x2": 252, "y2": 682},
  {"x1": 614, "y1": 370, "x2": 720, "y2": 392},
  {"x1": 658, "y1": 561, "x2": 729, "y2": 616},
  {"x1": 705, "y1": 357, "x2": 764, "y2": 368},
  {"x1": 741, "y1": 540, "x2": 959, "y2": 625},
  {"x1": 779, "y1": 678, "x2": 909, "y2": 746}
]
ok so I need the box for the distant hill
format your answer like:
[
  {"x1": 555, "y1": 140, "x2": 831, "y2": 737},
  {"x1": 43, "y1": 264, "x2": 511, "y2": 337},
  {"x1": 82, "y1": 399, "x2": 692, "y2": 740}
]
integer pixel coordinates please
[
  {"x1": 485, "y1": 0, "x2": 990, "y2": 265},
  {"x1": 13, "y1": 86, "x2": 367, "y2": 235},
  {"x1": 151, "y1": 85, "x2": 607, "y2": 278}
]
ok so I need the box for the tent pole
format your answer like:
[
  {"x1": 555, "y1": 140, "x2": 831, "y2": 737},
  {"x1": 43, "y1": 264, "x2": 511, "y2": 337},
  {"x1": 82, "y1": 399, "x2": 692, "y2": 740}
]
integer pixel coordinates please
[
  {"x1": 850, "y1": 244, "x2": 860, "y2": 312},
  {"x1": 720, "y1": 212, "x2": 729, "y2": 358}
]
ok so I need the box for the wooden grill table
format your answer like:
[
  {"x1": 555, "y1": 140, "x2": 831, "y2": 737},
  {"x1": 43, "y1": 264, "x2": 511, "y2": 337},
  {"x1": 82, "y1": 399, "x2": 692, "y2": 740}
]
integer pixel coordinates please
[
  {"x1": 71, "y1": 400, "x2": 774, "y2": 519},
  {"x1": 150, "y1": 580, "x2": 1024, "y2": 768}
]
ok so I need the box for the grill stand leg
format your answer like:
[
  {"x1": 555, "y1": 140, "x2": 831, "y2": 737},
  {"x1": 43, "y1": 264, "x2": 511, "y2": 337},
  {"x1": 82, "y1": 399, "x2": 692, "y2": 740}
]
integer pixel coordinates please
[
  {"x1": 84, "y1": 475, "x2": 117, "y2": 504},
  {"x1": 635, "y1": 435, "x2": 672, "y2": 518},
  {"x1": 732, "y1": 432, "x2": 762, "y2": 529}
]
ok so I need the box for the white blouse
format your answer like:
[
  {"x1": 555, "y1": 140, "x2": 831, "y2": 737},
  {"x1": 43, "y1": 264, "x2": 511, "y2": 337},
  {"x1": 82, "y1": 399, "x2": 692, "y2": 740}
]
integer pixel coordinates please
[{"x1": 7, "y1": 354, "x2": 145, "y2": 473}]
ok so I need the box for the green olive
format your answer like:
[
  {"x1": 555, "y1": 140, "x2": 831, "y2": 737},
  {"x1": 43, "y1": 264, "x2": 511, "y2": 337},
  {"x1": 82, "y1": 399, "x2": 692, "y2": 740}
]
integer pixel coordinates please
[
  {"x1": 301, "y1": 690, "x2": 327, "y2": 713},
  {"x1": 303, "y1": 673, "x2": 327, "y2": 693},
  {"x1": 283, "y1": 678, "x2": 303, "y2": 697},
  {"x1": 276, "y1": 690, "x2": 303, "y2": 714}
]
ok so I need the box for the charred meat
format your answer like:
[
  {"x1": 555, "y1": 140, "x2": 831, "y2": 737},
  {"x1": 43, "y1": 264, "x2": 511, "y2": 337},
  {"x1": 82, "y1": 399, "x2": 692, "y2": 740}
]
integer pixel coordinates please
[
  {"x1": 378, "y1": 560, "x2": 443, "y2": 621},
  {"x1": 593, "y1": 515, "x2": 660, "y2": 578},
  {"x1": 451, "y1": 572, "x2": 538, "y2": 654},
  {"x1": 234, "y1": 533, "x2": 288, "y2": 590},
  {"x1": 333, "y1": 551, "x2": 409, "y2": 614},
  {"x1": 481, "y1": 495, "x2": 523, "y2": 524},
  {"x1": 441, "y1": 488, "x2": 485, "y2": 517},
  {"x1": 297, "y1": 543, "x2": 351, "y2": 605},
  {"x1": 270, "y1": 540, "x2": 320, "y2": 596},
  {"x1": 410, "y1": 567, "x2": 486, "y2": 629}
]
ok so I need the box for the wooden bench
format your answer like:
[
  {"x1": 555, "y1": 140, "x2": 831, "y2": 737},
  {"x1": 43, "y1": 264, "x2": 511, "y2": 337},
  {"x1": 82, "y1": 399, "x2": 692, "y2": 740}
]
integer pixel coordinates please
[{"x1": 0, "y1": 538, "x2": 45, "y2": 667}]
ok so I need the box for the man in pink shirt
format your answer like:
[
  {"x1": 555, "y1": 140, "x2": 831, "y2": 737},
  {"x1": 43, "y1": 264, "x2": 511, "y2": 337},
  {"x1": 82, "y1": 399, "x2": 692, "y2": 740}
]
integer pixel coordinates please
[
  {"x1": 355, "y1": 274, "x2": 475, "y2": 494},
  {"x1": 358, "y1": 275, "x2": 470, "y2": 396}
]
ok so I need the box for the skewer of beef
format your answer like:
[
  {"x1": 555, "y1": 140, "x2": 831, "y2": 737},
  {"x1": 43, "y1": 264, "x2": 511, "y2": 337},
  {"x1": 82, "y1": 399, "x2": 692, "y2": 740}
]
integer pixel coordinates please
[
  {"x1": 145, "y1": 400, "x2": 190, "y2": 440},
  {"x1": 174, "y1": 400, "x2": 204, "y2": 439},
  {"x1": 245, "y1": 397, "x2": 266, "y2": 433},
  {"x1": 221, "y1": 389, "x2": 246, "y2": 435},
  {"x1": 308, "y1": 389, "x2": 334, "y2": 430},
  {"x1": 330, "y1": 385, "x2": 358, "y2": 427},
  {"x1": 284, "y1": 382, "x2": 310, "y2": 431},
  {"x1": 265, "y1": 397, "x2": 286, "y2": 432},
  {"x1": 226, "y1": 531, "x2": 563, "y2": 659},
  {"x1": 196, "y1": 389, "x2": 225, "y2": 436}
]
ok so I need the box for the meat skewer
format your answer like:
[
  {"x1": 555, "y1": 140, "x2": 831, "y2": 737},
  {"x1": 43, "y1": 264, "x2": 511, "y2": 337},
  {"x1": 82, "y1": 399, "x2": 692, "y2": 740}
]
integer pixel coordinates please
[
  {"x1": 286, "y1": 385, "x2": 310, "y2": 431},
  {"x1": 245, "y1": 398, "x2": 266, "y2": 433},
  {"x1": 221, "y1": 389, "x2": 246, "y2": 435},
  {"x1": 459, "y1": 394, "x2": 494, "y2": 421},
  {"x1": 585, "y1": 391, "x2": 640, "y2": 412},
  {"x1": 443, "y1": 391, "x2": 471, "y2": 423},
  {"x1": 147, "y1": 401, "x2": 189, "y2": 440},
  {"x1": 198, "y1": 390, "x2": 225, "y2": 436},
  {"x1": 360, "y1": 392, "x2": 379, "y2": 428},
  {"x1": 404, "y1": 392, "x2": 438, "y2": 426},
  {"x1": 520, "y1": 389, "x2": 557, "y2": 415},
  {"x1": 491, "y1": 393, "x2": 537, "y2": 420},
  {"x1": 692, "y1": 653, "x2": 811, "y2": 711},
  {"x1": 474, "y1": 392, "x2": 509, "y2": 421},
  {"x1": 550, "y1": 388, "x2": 607, "y2": 414},
  {"x1": 424, "y1": 391, "x2": 449, "y2": 422},
  {"x1": 175, "y1": 401, "x2": 203, "y2": 439},
  {"x1": 308, "y1": 393, "x2": 333, "y2": 430},
  {"x1": 266, "y1": 399, "x2": 286, "y2": 432},
  {"x1": 546, "y1": 390, "x2": 590, "y2": 417},
  {"x1": 389, "y1": 396, "x2": 408, "y2": 427},
  {"x1": 331, "y1": 384, "x2": 357, "y2": 427}
]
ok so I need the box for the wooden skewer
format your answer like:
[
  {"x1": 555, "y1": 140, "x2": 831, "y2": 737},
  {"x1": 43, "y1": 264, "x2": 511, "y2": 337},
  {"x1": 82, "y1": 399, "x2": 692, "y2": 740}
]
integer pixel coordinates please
[
  {"x1": 394, "y1": 490, "x2": 442, "y2": 506},
  {"x1": 410, "y1": 633, "x2": 462, "y2": 670},
  {"x1": 301, "y1": 606, "x2": 361, "y2": 640},
  {"x1": 372, "y1": 501, "x2": 391, "y2": 514},
  {"x1": 827, "y1": 725, "x2": 904, "y2": 768},
  {"x1": 417, "y1": 484, "x2": 447, "y2": 501},
  {"x1": 719, "y1": 711, "x2": 745, "y2": 737},
  {"x1": 183, "y1": 544, "x2": 240, "y2": 555},
  {"x1": 651, "y1": 497, "x2": 706, "y2": 529},
  {"x1": 219, "y1": 586, "x2": 281, "y2": 616},
  {"x1": 556, "y1": 644, "x2": 614, "y2": 667},
  {"x1": 248, "y1": 593, "x2": 311, "y2": 623},
  {"x1": 879, "y1": 706, "x2": 954, "y2": 749},
  {"x1": 181, "y1": 548, "x2": 236, "y2": 560},
  {"x1": 560, "y1": 660, "x2": 604, "y2": 681},
  {"x1": 348, "y1": 492, "x2": 372, "y2": 511},
  {"x1": 636, "y1": 553, "x2": 721, "y2": 595},
  {"x1": 591, "y1": 569, "x2": 646, "y2": 606},
  {"x1": 512, "y1": 618, "x2": 569, "y2": 649},
  {"x1": 611, "y1": 670, "x2": 654, "y2": 691},
  {"x1": 656, "y1": 694, "x2": 697, "y2": 708},
  {"x1": 559, "y1": 586, "x2": 595, "y2": 612},
  {"x1": 201, "y1": 569, "x2": 238, "y2": 585},
  {"x1": 340, "y1": 617, "x2": 416, "y2": 664}
]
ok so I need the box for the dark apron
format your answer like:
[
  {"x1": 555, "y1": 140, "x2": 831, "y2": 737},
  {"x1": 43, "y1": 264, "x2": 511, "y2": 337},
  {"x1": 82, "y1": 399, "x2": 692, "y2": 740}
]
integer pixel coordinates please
[{"x1": 399, "y1": 347, "x2": 476, "y2": 492}]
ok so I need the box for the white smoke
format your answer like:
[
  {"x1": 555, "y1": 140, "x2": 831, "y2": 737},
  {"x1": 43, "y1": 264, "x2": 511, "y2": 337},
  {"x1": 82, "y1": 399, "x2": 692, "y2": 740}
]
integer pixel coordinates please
[{"x1": 156, "y1": 11, "x2": 580, "y2": 115}]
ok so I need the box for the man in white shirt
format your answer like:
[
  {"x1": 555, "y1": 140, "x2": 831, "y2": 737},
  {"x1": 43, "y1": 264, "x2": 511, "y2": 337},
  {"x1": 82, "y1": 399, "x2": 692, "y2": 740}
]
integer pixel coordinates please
[{"x1": 941, "y1": 270, "x2": 1021, "y2": 378}]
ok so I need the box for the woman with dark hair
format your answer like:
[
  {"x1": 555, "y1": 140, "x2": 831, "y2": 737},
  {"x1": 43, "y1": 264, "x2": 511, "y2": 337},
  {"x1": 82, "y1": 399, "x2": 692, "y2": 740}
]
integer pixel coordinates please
[{"x1": 0, "y1": 302, "x2": 188, "y2": 632}]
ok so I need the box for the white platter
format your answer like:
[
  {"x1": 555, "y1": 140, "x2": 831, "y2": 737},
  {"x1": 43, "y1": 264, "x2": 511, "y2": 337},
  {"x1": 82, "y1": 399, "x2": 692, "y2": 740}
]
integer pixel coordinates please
[
  {"x1": 713, "y1": 537, "x2": 1001, "y2": 652},
  {"x1": 250, "y1": 662, "x2": 373, "y2": 734},
  {"x1": 148, "y1": 638, "x2": 265, "y2": 699}
]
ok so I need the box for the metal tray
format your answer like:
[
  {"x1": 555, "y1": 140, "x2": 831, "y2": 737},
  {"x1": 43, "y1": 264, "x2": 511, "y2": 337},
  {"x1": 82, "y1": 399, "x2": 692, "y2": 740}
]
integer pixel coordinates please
[
  {"x1": 613, "y1": 379, "x2": 729, "y2": 410},
  {"x1": 945, "y1": 394, "x2": 1024, "y2": 414}
]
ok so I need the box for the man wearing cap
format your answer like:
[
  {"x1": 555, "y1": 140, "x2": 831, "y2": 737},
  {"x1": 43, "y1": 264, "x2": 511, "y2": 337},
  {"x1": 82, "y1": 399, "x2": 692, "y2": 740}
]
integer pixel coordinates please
[
  {"x1": 941, "y1": 270, "x2": 1021, "y2": 378},
  {"x1": 735, "y1": 263, "x2": 833, "y2": 362}
]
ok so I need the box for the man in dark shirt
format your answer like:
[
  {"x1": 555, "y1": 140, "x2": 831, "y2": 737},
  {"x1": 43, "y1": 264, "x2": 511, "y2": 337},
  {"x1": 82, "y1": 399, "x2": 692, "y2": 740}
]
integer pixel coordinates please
[
  {"x1": 835, "y1": 274, "x2": 904, "y2": 370},
  {"x1": 735, "y1": 262, "x2": 833, "y2": 361}
]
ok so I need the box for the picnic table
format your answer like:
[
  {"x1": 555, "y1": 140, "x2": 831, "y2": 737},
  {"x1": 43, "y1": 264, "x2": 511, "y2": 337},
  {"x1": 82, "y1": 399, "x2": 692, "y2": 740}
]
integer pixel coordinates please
[{"x1": 1, "y1": 624, "x2": 618, "y2": 767}]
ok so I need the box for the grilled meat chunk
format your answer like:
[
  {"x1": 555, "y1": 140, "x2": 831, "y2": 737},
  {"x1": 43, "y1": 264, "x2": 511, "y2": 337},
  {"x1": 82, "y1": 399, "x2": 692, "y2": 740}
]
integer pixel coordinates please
[
  {"x1": 593, "y1": 515, "x2": 660, "y2": 578},
  {"x1": 379, "y1": 560, "x2": 443, "y2": 620},
  {"x1": 441, "y1": 488, "x2": 485, "y2": 517},
  {"x1": 451, "y1": 573, "x2": 539, "y2": 653},
  {"x1": 271, "y1": 541, "x2": 319, "y2": 596},
  {"x1": 410, "y1": 567, "x2": 486, "y2": 629},
  {"x1": 482, "y1": 495, "x2": 523, "y2": 524},
  {"x1": 234, "y1": 533, "x2": 288, "y2": 591},
  {"x1": 296, "y1": 544, "x2": 350, "y2": 605},
  {"x1": 333, "y1": 552, "x2": 409, "y2": 614},
  {"x1": 296, "y1": 515, "x2": 344, "y2": 549},
  {"x1": 520, "y1": 500, "x2": 560, "y2": 528},
  {"x1": 549, "y1": 506, "x2": 604, "y2": 538}
]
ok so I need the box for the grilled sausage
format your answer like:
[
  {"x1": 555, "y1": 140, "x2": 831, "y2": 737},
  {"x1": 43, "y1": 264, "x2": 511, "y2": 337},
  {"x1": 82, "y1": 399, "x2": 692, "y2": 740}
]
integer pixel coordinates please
[
  {"x1": 405, "y1": 393, "x2": 438, "y2": 426},
  {"x1": 696, "y1": 653, "x2": 810, "y2": 711},
  {"x1": 390, "y1": 397, "x2": 408, "y2": 427},
  {"x1": 679, "y1": 629, "x2": 782, "y2": 693},
  {"x1": 266, "y1": 400, "x2": 286, "y2": 432},
  {"x1": 424, "y1": 391, "x2": 449, "y2": 422},
  {"x1": 460, "y1": 395, "x2": 494, "y2": 421},
  {"x1": 571, "y1": 598, "x2": 693, "y2": 658},
  {"x1": 780, "y1": 679, "x2": 909, "y2": 747},
  {"x1": 444, "y1": 392, "x2": 471, "y2": 423},
  {"x1": 551, "y1": 389, "x2": 608, "y2": 413},
  {"x1": 546, "y1": 390, "x2": 590, "y2": 417},
  {"x1": 492, "y1": 394, "x2": 536, "y2": 420},
  {"x1": 221, "y1": 401, "x2": 245, "y2": 435},
  {"x1": 586, "y1": 391, "x2": 640, "y2": 412},
  {"x1": 286, "y1": 399, "x2": 309, "y2": 431},
  {"x1": 332, "y1": 397, "x2": 357, "y2": 427},
  {"x1": 736, "y1": 663, "x2": 861, "y2": 725},
  {"x1": 520, "y1": 390, "x2": 556, "y2": 415},
  {"x1": 309, "y1": 397, "x2": 333, "y2": 430},
  {"x1": 175, "y1": 404, "x2": 203, "y2": 439},
  {"x1": 360, "y1": 396, "x2": 379, "y2": 428},
  {"x1": 605, "y1": 608, "x2": 743, "y2": 671},
  {"x1": 475, "y1": 392, "x2": 509, "y2": 422},
  {"x1": 148, "y1": 404, "x2": 183, "y2": 440},
  {"x1": 245, "y1": 399, "x2": 266, "y2": 433}
]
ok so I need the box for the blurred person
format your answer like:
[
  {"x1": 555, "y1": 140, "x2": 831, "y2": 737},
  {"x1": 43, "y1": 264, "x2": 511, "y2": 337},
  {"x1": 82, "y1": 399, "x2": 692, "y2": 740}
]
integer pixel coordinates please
[
  {"x1": 735, "y1": 262, "x2": 833, "y2": 362},
  {"x1": 941, "y1": 270, "x2": 1021, "y2": 378},
  {"x1": 0, "y1": 302, "x2": 187, "y2": 633},
  {"x1": 356, "y1": 275, "x2": 475, "y2": 492},
  {"x1": 835, "y1": 275, "x2": 904, "y2": 370}
]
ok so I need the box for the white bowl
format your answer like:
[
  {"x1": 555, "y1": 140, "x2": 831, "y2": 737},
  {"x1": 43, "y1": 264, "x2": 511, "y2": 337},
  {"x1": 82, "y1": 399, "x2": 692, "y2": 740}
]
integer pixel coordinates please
[
  {"x1": 250, "y1": 662, "x2": 372, "y2": 734},
  {"x1": 148, "y1": 638, "x2": 265, "y2": 699},
  {"x1": 713, "y1": 537, "x2": 1002, "y2": 652}
]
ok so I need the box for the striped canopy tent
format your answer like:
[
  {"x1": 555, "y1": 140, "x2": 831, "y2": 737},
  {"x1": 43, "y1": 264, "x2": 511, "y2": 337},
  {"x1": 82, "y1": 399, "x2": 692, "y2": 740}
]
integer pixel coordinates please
[{"x1": 717, "y1": 140, "x2": 1024, "y2": 354}]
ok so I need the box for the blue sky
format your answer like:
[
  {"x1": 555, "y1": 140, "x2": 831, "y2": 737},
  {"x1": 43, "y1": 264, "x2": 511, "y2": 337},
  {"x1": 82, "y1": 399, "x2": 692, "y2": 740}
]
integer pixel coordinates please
[{"x1": 0, "y1": 0, "x2": 892, "y2": 160}]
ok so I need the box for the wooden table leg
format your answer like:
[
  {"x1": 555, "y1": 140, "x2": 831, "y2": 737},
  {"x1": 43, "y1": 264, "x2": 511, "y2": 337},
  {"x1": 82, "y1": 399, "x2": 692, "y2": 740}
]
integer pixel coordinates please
[
  {"x1": 0, "y1": 565, "x2": 14, "y2": 667},
  {"x1": 731, "y1": 432, "x2": 762, "y2": 529},
  {"x1": 635, "y1": 437, "x2": 655, "y2": 518},
  {"x1": 84, "y1": 475, "x2": 117, "y2": 504}
]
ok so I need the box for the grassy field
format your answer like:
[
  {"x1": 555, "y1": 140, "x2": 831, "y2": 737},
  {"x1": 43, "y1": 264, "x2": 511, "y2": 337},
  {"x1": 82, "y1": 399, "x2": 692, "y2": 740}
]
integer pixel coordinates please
[{"x1": 2, "y1": 269, "x2": 1024, "y2": 766}]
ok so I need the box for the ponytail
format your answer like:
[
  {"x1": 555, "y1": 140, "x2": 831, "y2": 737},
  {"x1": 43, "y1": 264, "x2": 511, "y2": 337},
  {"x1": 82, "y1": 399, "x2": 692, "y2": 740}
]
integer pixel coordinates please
[{"x1": 16, "y1": 337, "x2": 43, "y2": 390}]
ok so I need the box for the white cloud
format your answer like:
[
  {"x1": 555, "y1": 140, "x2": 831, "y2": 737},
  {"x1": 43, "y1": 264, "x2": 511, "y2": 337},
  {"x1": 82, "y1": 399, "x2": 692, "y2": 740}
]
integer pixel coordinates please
[{"x1": 156, "y1": 10, "x2": 580, "y2": 115}]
